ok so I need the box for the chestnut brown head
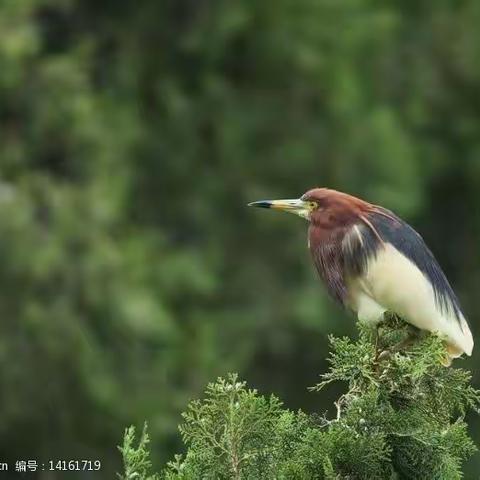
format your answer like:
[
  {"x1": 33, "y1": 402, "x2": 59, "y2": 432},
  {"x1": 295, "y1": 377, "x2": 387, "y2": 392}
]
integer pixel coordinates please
[{"x1": 248, "y1": 187, "x2": 370, "y2": 230}]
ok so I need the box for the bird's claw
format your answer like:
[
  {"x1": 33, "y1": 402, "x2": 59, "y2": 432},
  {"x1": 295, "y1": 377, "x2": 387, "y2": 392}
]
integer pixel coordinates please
[{"x1": 377, "y1": 349, "x2": 392, "y2": 361}]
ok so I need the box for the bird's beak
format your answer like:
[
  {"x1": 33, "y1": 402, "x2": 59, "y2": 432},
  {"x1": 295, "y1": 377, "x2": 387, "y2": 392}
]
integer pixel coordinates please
[{"x1": 248, "y1": 198, "x2": 311, "y2": 220}]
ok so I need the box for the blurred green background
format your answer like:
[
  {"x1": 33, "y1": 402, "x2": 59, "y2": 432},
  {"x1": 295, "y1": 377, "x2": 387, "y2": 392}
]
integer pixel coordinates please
[{"x1": 1, "y1": 0, "x2": 479, "y2": 477}]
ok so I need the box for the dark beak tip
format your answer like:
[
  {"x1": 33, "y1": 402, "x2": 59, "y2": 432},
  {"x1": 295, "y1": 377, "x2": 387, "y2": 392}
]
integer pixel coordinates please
[{"x1": 247, "y1": 201, "x2": 271, "y2": 209}]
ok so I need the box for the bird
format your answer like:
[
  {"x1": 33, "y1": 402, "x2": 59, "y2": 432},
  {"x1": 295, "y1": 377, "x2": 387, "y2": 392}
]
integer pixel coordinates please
[{"x1": 248, "y1": 187, "x2": 473, "y2": 365}]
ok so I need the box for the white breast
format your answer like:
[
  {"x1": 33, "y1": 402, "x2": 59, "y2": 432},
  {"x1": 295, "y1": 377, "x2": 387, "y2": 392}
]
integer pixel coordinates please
[{"x1": 348, "y1": 243, "x2": 473, "y2": 357}]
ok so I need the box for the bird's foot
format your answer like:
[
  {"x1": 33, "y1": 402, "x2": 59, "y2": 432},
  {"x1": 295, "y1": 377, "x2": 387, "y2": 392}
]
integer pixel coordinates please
[
  {"x1": 372, "y1": 313, "x2": 404, "y2": 361},
  {"x1": 373, "y1": 320, "x2": 387, "y2": 361},
  {"x1": 377, "y1": 349, "x2": 392, "y2": 362},
  {"x1": 375, "y1": 329, "x2": 421, "y2": 363}
]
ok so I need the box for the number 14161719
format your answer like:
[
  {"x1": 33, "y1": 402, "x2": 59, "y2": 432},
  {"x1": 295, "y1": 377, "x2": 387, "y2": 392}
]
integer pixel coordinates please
[{"x1": 47, "y1": 460, "x2": 101, "y2": 471}]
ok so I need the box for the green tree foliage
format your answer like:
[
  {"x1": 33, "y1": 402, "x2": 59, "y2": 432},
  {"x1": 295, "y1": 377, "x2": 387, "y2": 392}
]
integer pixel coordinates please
[
  {"x1": 118, "y1": 425, "x2": 160, "y2": 480},
  {"x1": 121, "y1": 322, "x2": 479, "y2": 479}
]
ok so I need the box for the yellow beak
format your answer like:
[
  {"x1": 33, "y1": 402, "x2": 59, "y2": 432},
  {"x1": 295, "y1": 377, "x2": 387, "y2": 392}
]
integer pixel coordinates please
[{"x1": 248, "y1": 198, "x2": 311, "y2": 220}]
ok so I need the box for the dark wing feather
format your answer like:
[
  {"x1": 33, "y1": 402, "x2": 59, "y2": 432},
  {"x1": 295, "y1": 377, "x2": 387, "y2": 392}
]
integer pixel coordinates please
[
  {"x1": 348, "y1": 208, "x2": 464, "y2": 322},
  {"x1": 312, "y1": 208, "x2": 464, "y2": 324}
]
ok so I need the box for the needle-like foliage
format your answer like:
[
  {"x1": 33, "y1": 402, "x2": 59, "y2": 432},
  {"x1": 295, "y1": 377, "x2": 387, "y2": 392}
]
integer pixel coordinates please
[
  {"x1": 118, "y1": 424, "x2": 161, "y2": 480},
  {"x1": 119, "y1": 320, "x2": 480, "y2": 479}
]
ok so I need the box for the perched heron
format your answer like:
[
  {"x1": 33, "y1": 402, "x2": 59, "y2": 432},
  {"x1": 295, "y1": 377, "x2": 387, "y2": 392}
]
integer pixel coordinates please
[{"x1": 249, "y1": 188, "x2": 473, "y2": 365}]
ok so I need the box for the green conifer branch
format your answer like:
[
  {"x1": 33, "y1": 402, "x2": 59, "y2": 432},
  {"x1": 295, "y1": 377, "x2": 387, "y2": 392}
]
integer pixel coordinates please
[
  {"x1": 119, "y1": 320, "x2": 480, "y2": 479},
  {"x1": 118, "y1": 423, "x2": 160, "y2": 480}
]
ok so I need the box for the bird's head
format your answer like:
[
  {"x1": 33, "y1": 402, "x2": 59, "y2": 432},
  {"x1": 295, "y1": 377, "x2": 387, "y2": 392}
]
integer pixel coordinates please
[{"x1": 248, "y1": 188, "x2": 369, "y2": 229}]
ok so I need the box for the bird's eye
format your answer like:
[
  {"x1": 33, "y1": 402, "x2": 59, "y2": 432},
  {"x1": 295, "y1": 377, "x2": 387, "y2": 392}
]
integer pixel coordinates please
[{"x1": 309, "y1": 201, "x2": 318, "y2": 209}]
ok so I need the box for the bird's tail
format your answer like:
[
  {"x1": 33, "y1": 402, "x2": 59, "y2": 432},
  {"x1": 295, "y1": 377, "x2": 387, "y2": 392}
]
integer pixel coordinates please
[
  {"x1": 442, "y1": 344, "x2": 462, "y2": 367},
  {"x1": 443, "y1": 317, "x2": 474, "y2": 366},
  {"x1": 457, "y1": 315, "x2": 474, "y2": 356}
]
